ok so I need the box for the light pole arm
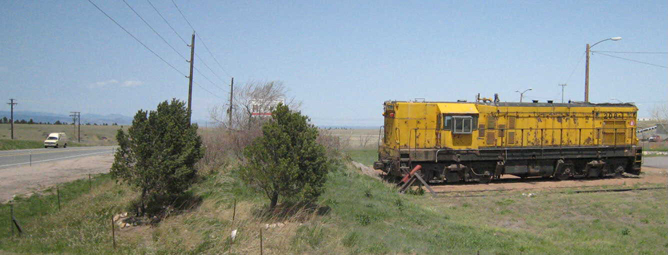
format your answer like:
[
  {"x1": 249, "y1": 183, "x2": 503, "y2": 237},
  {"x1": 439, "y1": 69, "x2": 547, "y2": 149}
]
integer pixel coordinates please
[{"x1": 590, "y1": 38, "x2": 612, "y2": 49}]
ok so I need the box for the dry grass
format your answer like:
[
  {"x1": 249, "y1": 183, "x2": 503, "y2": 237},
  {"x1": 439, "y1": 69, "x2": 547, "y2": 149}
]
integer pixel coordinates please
[{"x1": 2, "y1": 151, "x2": 667, "y2": 254}]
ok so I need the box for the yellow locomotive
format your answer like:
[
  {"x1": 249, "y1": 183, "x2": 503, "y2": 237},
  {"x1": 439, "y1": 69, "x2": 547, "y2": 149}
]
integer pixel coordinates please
[{"x1": 373, "y1": 98, "x2": 642, "y2": 183}]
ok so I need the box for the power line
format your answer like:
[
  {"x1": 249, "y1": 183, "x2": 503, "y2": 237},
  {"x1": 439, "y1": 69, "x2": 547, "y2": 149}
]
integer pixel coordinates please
[
  {"x1": 125, "y1": 0, "x2": 226, "y2": 92},
  {"x1": 170, "y1": 0, "x2": 233, "y2": 78},
  {"x1": 88, "y1": 0, "x2": 225, "y2": 100},
  {"x1": 193, "y1": 81, "x2": 225, "y2": 99},
  {"x1": 195, "y1": 54, "x2": 229, "y2": 84},
  {"x1": 592, "y1": 51, "x2": 668, "y2": 54},
  {"x1": 86, "y1": 0, "x2": 187, "y2": 77},
  {"x1": 149, "y1": 0, "x2": 230, "y2": 84},
  {"x1": 146, "y1": 0, "x2": 188, "y2": 45},
  {"x1": 594, "y1": 52, "x2": 668, "y2": 69},
  {"x1": 194, "y1": 66, "x2": 227, "y2": 92},
  {"x1": 122, "y1": 0, "x2": 187, "y2": 61},
  {"x1": 563, "y1": 51, "x2": 586, "y2": 84}
]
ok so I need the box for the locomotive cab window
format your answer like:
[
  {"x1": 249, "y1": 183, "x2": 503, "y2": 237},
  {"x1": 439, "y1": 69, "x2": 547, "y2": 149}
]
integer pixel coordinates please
[{"x1": 443, "y1": 115, "x2": 478, "y2": 134}]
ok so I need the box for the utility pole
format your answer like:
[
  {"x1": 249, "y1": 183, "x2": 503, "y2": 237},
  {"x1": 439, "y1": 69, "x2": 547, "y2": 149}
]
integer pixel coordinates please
[
  {"x1": 7, "y1": 99, "x2": 17, "y2": 140},
  {"x1": 187, "y1": 32, "x2": 195, "y2": 124},
  {"x1": 78, "y1": 113, "x2": 81, "y2": 143},
  {"x1": 584, "y1": 43, "x2": 590, "y2": 102},
  {"x1": 558, "y1": 84, "x2": 567, "y2": 103},
  {"x1": 228, "y1": 77, "x2": 234, "y2": 126},
  {"x1": 70, "y1": 112, "x2": 80, "y2": 142},
  {"x1": 71, "y1": 112, "x2": 77, "y2": 138}
]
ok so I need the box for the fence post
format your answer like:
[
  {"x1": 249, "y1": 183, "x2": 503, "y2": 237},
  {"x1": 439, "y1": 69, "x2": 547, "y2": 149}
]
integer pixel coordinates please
[
  {"x1": 260, "y1": 227, "x2": 263, "y2": 255},
  {"x1": 89, "y1": 174, "x2": 92, "y2": 192},
  {"x1": 111, "y1": 214, "x2": 116, "y2": 249},
  {"x1": 232, "y1": 199, "x2": 236, "y2": 221},
  {"x1": 57, "y1": 186, "x2": 61, "y2": 211},
  {"x1": 10, "y1": 203, "x2": 14, "y2": 236},
  {"x1": 29, "y1": 151, "x2": 32, "y2": 167}
]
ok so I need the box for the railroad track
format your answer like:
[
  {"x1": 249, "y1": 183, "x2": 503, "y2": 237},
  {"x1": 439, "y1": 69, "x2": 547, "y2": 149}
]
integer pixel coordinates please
[{"x1": 435, "y1": 186, "x2": 667, "y2": 198}]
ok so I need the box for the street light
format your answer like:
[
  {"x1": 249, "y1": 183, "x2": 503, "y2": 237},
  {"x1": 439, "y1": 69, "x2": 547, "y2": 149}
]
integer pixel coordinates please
[
  {"x1": 585, "y1": 37, "x2": 622, "y2": 102},
  {"x1": 515, "y1": 88, "x2": 532, "y2": 103},
  {"x1": 558, "y1": 84, "x2": 567, "y2": 103}
]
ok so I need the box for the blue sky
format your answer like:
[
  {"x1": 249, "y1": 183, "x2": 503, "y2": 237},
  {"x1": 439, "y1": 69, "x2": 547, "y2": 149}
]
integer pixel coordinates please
[{"x1": 1, "y1": 0, "x2": 666, "y2": 126}]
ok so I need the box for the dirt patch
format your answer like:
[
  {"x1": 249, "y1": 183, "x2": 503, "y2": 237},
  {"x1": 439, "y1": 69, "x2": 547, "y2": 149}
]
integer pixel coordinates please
[
  {"x1": 0, "y1": 154, "x2": 113, "y2": 202},
  {"x1": 429, "y1": 167, "x2": 667, "y2": 193},
  {"x1": 351, "y1": 161, "x2": 381, "y2": 180}
]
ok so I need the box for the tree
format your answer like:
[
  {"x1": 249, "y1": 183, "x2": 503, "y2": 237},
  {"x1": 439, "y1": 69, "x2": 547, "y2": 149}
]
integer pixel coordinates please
[
  {"x1": 111, "y1": 99, "x2": 204, "y2": 216},
  {"x1": 239, "y1": 103, "x2": 330, "y2": 209},
  {"x1": 210, "y1": 81, "x2": 301, "y2": 130},
  {"x1": 54, "y1": 120, "x2": 61, "y2": 125},
  {"x1": 28, "y1": 119, "x2": 34, "y2": 124},
  {"x1": 208, "y1": 81, "x2": 302, "y2": 160},
  {"x1": 651, "y1": 104, "x2": 668, "y2": 133},
  {"x1": 1, "y1": 117, "x2": 6, "y2": 123}
]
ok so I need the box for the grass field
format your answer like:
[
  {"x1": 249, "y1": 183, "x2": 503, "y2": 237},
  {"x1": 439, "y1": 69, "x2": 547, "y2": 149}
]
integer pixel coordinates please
[
  {"x1": 0, "y1": 124, "x2": 127, "y2": 147},
  {"x1": 0, "y1": 139, "x2": 89, "y2": 150},
  {"x1": 326, "y1": 128, "x2": 380, "y2": 149},
  {"x1": 0, "y1": 139, "x2": 46, "y2": 150},
  {"x1": 1, "y1": 149, "x2": 666, "y2": 254}
]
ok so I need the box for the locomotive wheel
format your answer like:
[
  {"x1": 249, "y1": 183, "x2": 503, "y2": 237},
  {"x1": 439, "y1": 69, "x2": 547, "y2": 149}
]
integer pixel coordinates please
[
  {"x1": 613, "y1": 165, "x2": 625, "y2": 178},
  {"x1": 554, "y1": 166, "x2": 572, "y2": 181}
]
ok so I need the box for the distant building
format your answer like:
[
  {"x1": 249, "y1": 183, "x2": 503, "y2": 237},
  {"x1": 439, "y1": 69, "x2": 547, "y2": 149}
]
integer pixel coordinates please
[{"x1": 251, "y1": 99, "x2": 285, "y2": 117}]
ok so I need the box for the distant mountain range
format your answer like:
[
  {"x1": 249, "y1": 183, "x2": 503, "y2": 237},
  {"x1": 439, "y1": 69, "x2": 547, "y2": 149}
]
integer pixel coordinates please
[
  {"x1": 0, "y1": 111, "x2": 373, "y2": 129},
  {"x1": 0, "y1": 111, "x2": 133, "y2": 125}
]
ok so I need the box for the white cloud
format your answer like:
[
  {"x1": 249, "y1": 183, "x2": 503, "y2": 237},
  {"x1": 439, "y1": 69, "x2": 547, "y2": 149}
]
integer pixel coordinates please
[
  {"x1": 121, "y1": 80, "x2": 143, "y2": 87},
  {"x1": 88, "y1": 79, "x2": 142, "y2": 89}
]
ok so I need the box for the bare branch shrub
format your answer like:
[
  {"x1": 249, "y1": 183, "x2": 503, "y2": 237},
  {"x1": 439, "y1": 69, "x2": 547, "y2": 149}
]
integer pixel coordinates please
[
  {"x1": 651, "y1": 104, "x2": 668, "y2": 133},
  {"x1": 196, "y1": 127, "x2": 230, "y2": 174},
  {"x1": 317, "y1": 129, "x2": 345, "y2": 158},
  {"x1": 206, "y1": 81, "x2": 303, "y2": 163}
]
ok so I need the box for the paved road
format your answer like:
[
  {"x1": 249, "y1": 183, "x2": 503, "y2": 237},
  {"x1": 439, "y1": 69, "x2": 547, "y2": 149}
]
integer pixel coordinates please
[
  {"x1": 643, "y1": 156, "x2": 668, "y2": 169},
  {"x1": 0, "y1": 146, "x2": 116, "y2": 169}
]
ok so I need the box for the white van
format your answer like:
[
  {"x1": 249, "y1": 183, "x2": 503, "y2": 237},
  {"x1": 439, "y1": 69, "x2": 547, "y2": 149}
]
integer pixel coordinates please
[{"x1": 44, "y1": 132, "x2": 68, "y2": 148}]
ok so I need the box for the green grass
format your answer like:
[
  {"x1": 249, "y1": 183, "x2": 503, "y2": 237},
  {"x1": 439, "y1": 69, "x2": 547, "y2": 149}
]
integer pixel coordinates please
[
  {"x1": 0, "y1": 139, "x2": 45, "y2": 150},
  {"x1": 0, "y1": 174, "x2": 138, "y2": 254},
  {"x1": 0, "y1": 139, "x2": 89, "y2": 150},
  {"x1": 0, "y1": 124, "x2": 127, "y2": 146},
  {"x1": 1, "y1": 155, "x2": 667, "y2": 254},
  {"x1": 345, "y1": 149, "x2": 377, "y2": 166}
]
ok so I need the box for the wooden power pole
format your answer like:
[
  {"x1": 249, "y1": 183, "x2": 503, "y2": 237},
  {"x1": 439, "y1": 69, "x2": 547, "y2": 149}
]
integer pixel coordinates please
[
  {"x1": 7, "y1": 99, "x2": 16, "y2": 140},
  {"x1": 70, "y1": 112, "x2": 80, "y2": 142},
  {"x1": 187, "y1": 32, "x2": 195, "y2": 124},
  {"x1": 228, "y1": 77, "x2": 234, "y2": 126}
]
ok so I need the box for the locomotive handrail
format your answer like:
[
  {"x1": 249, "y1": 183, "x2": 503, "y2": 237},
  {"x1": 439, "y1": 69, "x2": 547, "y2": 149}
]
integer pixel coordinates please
[{"x1": 395, "y1": 126, "x2": 637, "y2": 150}]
